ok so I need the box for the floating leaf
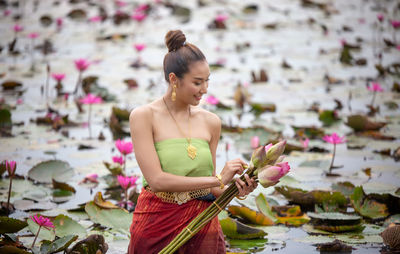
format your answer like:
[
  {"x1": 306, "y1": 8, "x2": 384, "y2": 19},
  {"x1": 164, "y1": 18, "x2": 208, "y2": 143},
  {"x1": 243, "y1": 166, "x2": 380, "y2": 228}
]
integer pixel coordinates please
[
  {"x1": 0, "y1": 246, "x2": 31, "y2": 254},
  {"x1": 350, "y1": 186, "x2": 389, "y2": 220},
  {"x1": 0, "y1": 216, "x2": 27, "y2": 233},
  {"x1": 93, "y1": 191, "x2": 119, "y2": 209},
  {"x1": 102, "y1": 161, "x2": 123, "y2": 176},
  {"x1": 28, "y1": 160, "x2": 74, "y2": 183},
  {"x1": 66, "y1": 234, "x2": 108, "y2": 254},
  {"x1": 255, "y1": 193, "x2": 277, "y2": 224},
  {"x1": 13, "y1": 199, "x2": 57, "y2": 211},
  {"x1": 228, "y1": 205, "x2": 275, "y2": 226},
  {"x1": 53, "y1": 189, "x2": 75, "y2": 203},
  {"x1": 53, "y1": 214, "x2": 86, "y2": 238},
  {"x1": 1, "y1": 80, "x2": 22, "y2": 90},
  {"x1": 250, "y1": 103, "x2": 276, "y2": 117},
  {"x1": 384, "y1": 214, "x2": 400, "y2": 227},
  {"x1": 219, "y1": 211, "x2": 267, "y2": 239},
  {"x1": 52, "y1": 179, "x2": 76, "y2": 193},
  {"x1": 85, "y1": 201, "x2": 132, "y2": 234},
  {"x1": 319, "y1": 110, "x2": 340, "y2": 126},
  {"x1": 40, "y1": 235, "x2": 78, "y2": 254},
  {"x1": 331, "y1": 181, "x2": 355, "y2": 197},
  {"x1": 346, "y1": 115, "x2": 387, "y2": 132},
  {"x1": 307, "y1": 212, "x2": 362, "y2": 227},
  {"x1": 273, "y1": 205, "x2": 310, "y2": 226}
]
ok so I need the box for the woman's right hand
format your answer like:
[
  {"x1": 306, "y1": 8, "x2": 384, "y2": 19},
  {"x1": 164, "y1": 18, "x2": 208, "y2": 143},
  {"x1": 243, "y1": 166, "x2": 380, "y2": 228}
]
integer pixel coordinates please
[{"x1": 220, "y1": 158, "x2": 248, "y2": 185}]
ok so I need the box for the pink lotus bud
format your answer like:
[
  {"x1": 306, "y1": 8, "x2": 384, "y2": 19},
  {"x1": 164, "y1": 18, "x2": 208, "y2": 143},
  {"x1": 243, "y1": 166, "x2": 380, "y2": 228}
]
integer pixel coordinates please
[
  {"x1": 242, "y1": 81, "x2": 250, "y2": 88},
  {"x1": 85, "y1": 173, "x2": 98, "y2": 183},
  {"x1": 64, "y1": 93, "x2": 69, "y2": 100},
  {"x1": 56, "y1": 18, "x2": 63, "y2": 27},
  {"x1": 5, "y1": 160, "x2": 16, "y2": 176},
  {"x1": 340, "y1": 39, "x2": 347, "y2": 46},
  {"x1": 215, "y1": 14, "x2": 228, "y2": 22},
  {"x1": 258, "y1": 162, "x2": 290, "y2": 188},
  {"x1": 134, "y1": 43, "x2": 146, "y2": 52},
  {"x1": 250, "y1": 136, "x2": 260, "y2": 149},
  {"x1": 205, "y1": 95, "x2": 219, "y2": 105},
  {"x1": 4, "y1": 10, "x2": 11, "y2": 16},
  {"x1": 131, "y1": 12, "x2": 146, "y2": 22},
  {"x1": 16, "y1": 98, "x2": 23, "y2": 105},
  {"x1": 89, "y1": 16, "x2": 102, "y2": 23},
  {"x1": 13, "y1": 24, "x2": 23, "y2": 32},
  {"x1": 225, "y1": 142, "x2": 230, "y2": 151},
  {"x1": 391, "y1": 20, "x2": 400, "y2": 29},
  {"x1": 377, "y1": 14, "x2": 384, "y2": 22},
  {"x1": 250, "y1": 141, "x2": 286, "y2": 169},
  {"x1": 397, "y1": 45, "x2": 400, "y2": 51},
  {"x1": 116, "y1": 139, "x2": 133, "y2": 155},
  {"x1": 301, "y1": 138, "x2": 309, "y2": 149}
]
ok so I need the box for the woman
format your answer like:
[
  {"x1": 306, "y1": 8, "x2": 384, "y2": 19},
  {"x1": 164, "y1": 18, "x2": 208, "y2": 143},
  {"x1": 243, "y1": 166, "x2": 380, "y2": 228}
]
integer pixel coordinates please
[{"x1": 128, "y1": 30, "x2": 257, "y2": 254}]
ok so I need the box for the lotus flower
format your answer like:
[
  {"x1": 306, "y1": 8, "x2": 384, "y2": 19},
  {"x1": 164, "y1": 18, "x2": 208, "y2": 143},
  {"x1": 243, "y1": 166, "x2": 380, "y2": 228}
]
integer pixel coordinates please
[
  {"x1": 4, "y1": 9, "x2": 11, "y2": 16},
  {"x1": 206, "y1": 95, "x2": 219, "y2": 105},
  {"x1": 112, "y1": 155, "x2": 124, "y2": 165},
  {"x1": 301, "y1": 138, "x2": 309, "y2": 150},
  {"x1": 118, "y1": 175, "x2": 131, "y2": 189},
  {"x1": 13, "y1": 24, "x2": 23, "y2": 33},
  {"x1": 89, "y1": 16, "x2": 102, "y2": 22},
  {"x1": 134, "y1": 43, "x2": 146, "y2": 52},
  {"x1": 74, "y1": 58, "x2": 90, "y2": 71},
  {"x1": 28, "y1": 32, "x2": 39, "y2": 39},
  {"x1": 367, "y1": 82, "x2": 383, "y2": 92},
  {"x1": 377, "y1": 14, "x2": 384, "y2": 22},
  {"x1": 56, "y1": 18, "x2": 63, "y2": 31},
  {"x1": 258, "y1": 162, "x2": 290, "y2": 188},
  {"x1": 215, "y1": 14, "x2": 228, "y2": 22},
  {"x1": 30, "y1": 214, "x2": 54, "y2": 247},
  {"x1": 80, "y1": 94, "x2": 102, "y2": 104},
  {"x1": 323, "y1": 133, "x2": 346, "y2": 144},
  {"x1": 51, "y1": 73, "x2": 66, "y2": 82},
  {"x1": 250, "y1": 136, "x2": 260, "y2": 149},
  {"x1": 131, "y1": 12, "x2": 146, "y2": 22},
  {"x1": 116, "y1": 139, "x2": 133, "y2": 155},
  {"x1": 323, "y1": 133, "x2": 346, "y2": 173},
  {"x1": 391, "y1": 20, "x2": 400, "y2": 29},
  {"x1": 250, "y1": 141, "x2": 286, "y2": 169}
]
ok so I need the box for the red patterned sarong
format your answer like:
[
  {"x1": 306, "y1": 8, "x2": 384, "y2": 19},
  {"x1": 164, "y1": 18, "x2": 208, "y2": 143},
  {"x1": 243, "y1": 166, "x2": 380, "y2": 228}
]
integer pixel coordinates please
[{"x1": 128, "y1": 188, "x2": 226, "y2": 254}]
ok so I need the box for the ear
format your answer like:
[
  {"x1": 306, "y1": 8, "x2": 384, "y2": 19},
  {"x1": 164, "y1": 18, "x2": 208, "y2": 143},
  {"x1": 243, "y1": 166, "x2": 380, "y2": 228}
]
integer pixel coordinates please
[{"x1": 169, "y1": 73, "x2": 178, "y2": 85}]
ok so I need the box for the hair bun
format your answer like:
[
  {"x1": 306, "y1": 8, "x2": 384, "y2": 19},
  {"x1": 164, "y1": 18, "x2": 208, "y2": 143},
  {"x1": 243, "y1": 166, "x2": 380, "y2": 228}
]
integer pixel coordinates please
[{"x1": 165, "y1": 30, "x2": 186, "y2": 52}]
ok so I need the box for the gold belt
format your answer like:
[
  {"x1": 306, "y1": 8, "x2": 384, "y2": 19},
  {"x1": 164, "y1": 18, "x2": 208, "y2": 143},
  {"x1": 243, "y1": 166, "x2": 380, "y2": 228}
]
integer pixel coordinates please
[{"x1": 145, "y1": 186, "x2": 210, "y2": 205}]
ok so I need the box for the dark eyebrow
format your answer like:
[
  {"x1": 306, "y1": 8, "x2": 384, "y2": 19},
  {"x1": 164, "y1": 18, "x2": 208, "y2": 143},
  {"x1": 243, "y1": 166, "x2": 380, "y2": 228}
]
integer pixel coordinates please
[{"x1": 194, "y1": 74, "x2": 210, "y2": 80}]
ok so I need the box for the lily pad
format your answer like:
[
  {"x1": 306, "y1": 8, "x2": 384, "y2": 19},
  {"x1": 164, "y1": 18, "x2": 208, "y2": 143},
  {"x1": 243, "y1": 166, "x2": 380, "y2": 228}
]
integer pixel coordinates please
[
  {"x1": 228, "y1": 205, "x2": 275, "y2": 226},
  {"x1": 13, "y1": 199, "x2": 57, "y2": 211},
  {"x1": 0, "y1": 216, "x2": 27, "y2": 233},
  {"x1": 52, "y1": 189, "x2": 75, "y2": 203},
  {"x1": 255, "y1": 193, "x2": 277, "y2": 224},
  {"x1": 85, "y1": 201, "x2": 132, "y2": 234},
  {"x1": 350, "y1": 186, "x2": 389, "y2": 220},
  {"x1": 219, "y1": 211, "x2": 267, "y2": 239},
  {"x1": 226, "y1": 238, "x2": 268, "y2": 251},
  {"x1": 53, "y1": 214, "x2": 86, "y2": 238},
  {"x1": 307, "y1": 212, "x2": 362, "y2": 225},
  {"x1": 28, "y1": 160, "x2": 74, "y2": 184},
  {"x1": 273, "y1": 205, "x2": 310, "y2": 227},
  {"x1": 40, "y1": 235, "x2": 78, "y2": 254},
  {"x1": 52, "y1": 179, "x2": 76, "y2": 193},
  {"x1": 331, "y1": 182, "x2": 355, "y2": 197}
]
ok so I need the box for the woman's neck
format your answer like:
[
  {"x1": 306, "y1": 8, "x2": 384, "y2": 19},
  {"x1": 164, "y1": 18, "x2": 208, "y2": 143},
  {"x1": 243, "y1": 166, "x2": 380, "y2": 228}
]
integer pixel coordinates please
[{"x1": 163, "y1": 90, "x2": 190, "y2": 114}]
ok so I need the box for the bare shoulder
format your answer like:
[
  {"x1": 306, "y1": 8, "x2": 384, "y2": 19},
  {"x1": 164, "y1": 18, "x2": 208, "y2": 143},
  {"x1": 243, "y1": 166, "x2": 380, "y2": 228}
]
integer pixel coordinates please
[
  {"x1": 194, "y1": 107, "x2": 221, "y2": 129},
  {"x1": 129, "y1": 104, "x2": 153, "y2": 123}
]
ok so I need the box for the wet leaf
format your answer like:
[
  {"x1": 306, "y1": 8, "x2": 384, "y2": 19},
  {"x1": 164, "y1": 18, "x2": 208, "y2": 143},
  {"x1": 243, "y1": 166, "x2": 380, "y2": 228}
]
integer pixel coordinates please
[
  {"x1": 0, "y1": 161, "x2": 6, "y2": 176},
  {"x1": 53, "y1": 214, "x2": 86, "y2": 238},
  {"x1": 1, "y1": 80, "x2": 22, "y2": 90},
  {"x1": 292, "y1": 126, "x2": 325, "y2": 139},
  {"x1": 346, "y1": 114, "x2": 387, "y2": 132},
  {"x1": 250, "y1": 103, "x2": 276, "y2": 117},
  {"x1": 384, "y1": 214, "x2": 400, "y2": 227},
  {"x1": 356, "y1": 130, "x2": 395, "y2": 140},
  {"x1": 339, "y1": 46, "x2": 353, "y2": 65},
  {"x1": 228, "y1": 205, "x2": 275, "y2": 226},
  {"x1": 13, "y1": 199, "x2": 57, "y2": 211},
  {"x1": 0, "y1": 216, "x2": 27, "y2": 233},
  {"x1": 0, "y1": 246, "x2": 31, "y2": 254},
  {"x1": 331, "y1": 181, "x2": 355, "y2": 197},
  {"x1": 219, "y1": 211, "x2": 267, "y2": 239},
  {"x1": 39, "y1": 15, "x2": 53, "y2": 27},
  {"x1": 66, "y1": 234, "x2": 108, "y2": 254},
  {"x1": 316, "y1": 239, "x2": 353, "y2": 252},
  {"x1": 318, "y1": 110, "x2": 340, "y2": 126},
  {"x1": 85, "y1": 201, "x2": 132, "y2": 234},
  {"x1": 67, "y1": 9, "x2": 87, "y2": 21},
  {"x1": 28, "y1": 160, "x2": 74, "y2": 183},
  {"x1": 255, "y1": 193, "x2": 277, "y2": 224},
  {"x1": 52, "y1": 179, "x2": 76, "y2": 193},
  {"x1": 350, "y1": 186, "x2": 389, "y2": 220},
  {"x1": 227, "y1": 238, "x2": 268, "y2": 251},
  {"x1": 40, "y1": 235, "x2": 78, "y2": 254},
  {"x1": 272, "y1": 205, "x2": 310, "y2": 226},
  {"x1": 93, "y1": 191, "x2": 119, "y2": 209}
]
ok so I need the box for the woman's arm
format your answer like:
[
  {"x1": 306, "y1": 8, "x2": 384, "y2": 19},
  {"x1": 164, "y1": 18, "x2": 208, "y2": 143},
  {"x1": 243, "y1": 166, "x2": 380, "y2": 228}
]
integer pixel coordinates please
[{"x1": 130, "y1": 106, "x2": 222, "y2": 193}]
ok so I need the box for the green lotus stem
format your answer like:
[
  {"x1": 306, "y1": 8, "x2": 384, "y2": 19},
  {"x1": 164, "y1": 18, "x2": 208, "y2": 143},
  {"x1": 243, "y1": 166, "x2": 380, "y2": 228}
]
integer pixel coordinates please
[
  {"x1": 6, "y1": 177, "x2": 13, "y2": 212},
  {"x1": 159, "y1": 168, "x2": 253, "y2": 253},
  {"x1": 328, "y1": 143, "x2": 336, "y2": 174},
  {"x1": 31, "y1": 225, "x2": 42, "y2": 248}
]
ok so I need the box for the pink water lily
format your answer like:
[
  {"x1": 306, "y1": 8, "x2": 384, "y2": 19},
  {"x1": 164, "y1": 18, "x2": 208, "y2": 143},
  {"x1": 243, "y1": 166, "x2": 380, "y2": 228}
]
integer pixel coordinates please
[
  {"x1": 131, "y1": 12, "x2": 146, "y2": 22},
  {"x1": 206, "y1": 95, "x2": 219, "y2": 105},
  {"x1": 215, "y1": 14, "x2": 228, "y2": 22},
  {"x1": 367, "y1": 82, "x2": 383, "y2": 92},
  {"x1": 51, "y1": 73, "x2": 66, "y2": 82},
  {"x1": 301, "y1": 138, "x2": 309, "y2": 149},
  {"x1": 323, "y1": 133, "x2": 346, "y2": 144},
  {"x1": 89, "y1": 16, "x2": 102, "y2": 22},
  {"x1": 377, "y1": 14, "x2": 384, "y2": 22},
  {"x1": 250, "y1": 136, "x2": 260, "y2": 149},
  {"x1": 28, "y1": 32, "x2": 39, "y2": 39},
  {"x1": 258, "y1": 162, "x2": 290, "y2": 188},
  {"x1": 397, "y1": 45, "x2": 400, "y2": 51},
  {"x1": 134, "y1": 43, "x2": 146, "y2": 52},
  {"x1": 5, "y1": 160, "x2": 16, "y2": 176},
  {"x1": 56, "y1": 18, "x2": 63, "y2": 29},
  {"x1": 4, "y1": 9, "x2": 11, "y2": 16},
  {"x1": 117, "y1": 175, "x2": 136, "y2": 189},
  {"x1": 13, "y1": 24, "x2": 23, "y2": 32},
  {"x1": 74, "y1": 58, "x2": 91, "y2": 71},
  {"x1": 80, "y1": 94, "x2": 102, "y2": 104},
  {"x1": 30, "y1": 214, "x2": 54, "y2": 248},
  {"x1": 112, "y1": 155, "x2": 125, "y2": 165},
  {"x1": 116, "y1": 139, "x2": 133, "y2": 155}
]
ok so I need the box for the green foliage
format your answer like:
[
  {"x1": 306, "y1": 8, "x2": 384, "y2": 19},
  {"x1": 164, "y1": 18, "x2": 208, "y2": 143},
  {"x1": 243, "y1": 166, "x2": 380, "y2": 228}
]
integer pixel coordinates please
[{"x1": 0, "y1": 216, "x2": 27, "y2": 233}]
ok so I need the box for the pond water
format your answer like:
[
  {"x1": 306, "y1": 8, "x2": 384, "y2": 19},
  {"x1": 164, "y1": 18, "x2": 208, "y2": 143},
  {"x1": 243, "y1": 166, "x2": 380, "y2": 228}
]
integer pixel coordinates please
[{"x1": 0, "y1": 0, "x2": 399, "y2": 253}]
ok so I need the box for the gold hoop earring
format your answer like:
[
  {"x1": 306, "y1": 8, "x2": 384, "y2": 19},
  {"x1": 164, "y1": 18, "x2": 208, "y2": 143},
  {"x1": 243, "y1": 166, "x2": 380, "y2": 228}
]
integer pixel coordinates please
[{"x1": 171, "y1": 84, "x2": 177, "y2": 101}]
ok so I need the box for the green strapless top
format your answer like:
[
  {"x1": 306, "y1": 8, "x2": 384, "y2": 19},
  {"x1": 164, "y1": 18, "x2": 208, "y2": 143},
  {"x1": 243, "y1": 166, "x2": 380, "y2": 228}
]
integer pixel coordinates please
[{"x1": 142, "y1": 138, "x2": 214, "y2": 187}]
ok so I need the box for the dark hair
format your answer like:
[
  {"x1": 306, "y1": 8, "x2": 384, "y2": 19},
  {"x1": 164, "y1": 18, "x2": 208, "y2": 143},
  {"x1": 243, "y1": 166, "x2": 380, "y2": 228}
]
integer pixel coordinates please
[{"x1": 163, "y1": 30, "x2": 206, "y2": 82}]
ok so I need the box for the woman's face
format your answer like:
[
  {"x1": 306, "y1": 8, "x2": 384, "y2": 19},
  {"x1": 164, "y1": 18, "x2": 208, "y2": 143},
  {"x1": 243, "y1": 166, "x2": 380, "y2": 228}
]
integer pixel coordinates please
[{"x1": 176, "y1": 60, "x2": 210, "y2": 106}]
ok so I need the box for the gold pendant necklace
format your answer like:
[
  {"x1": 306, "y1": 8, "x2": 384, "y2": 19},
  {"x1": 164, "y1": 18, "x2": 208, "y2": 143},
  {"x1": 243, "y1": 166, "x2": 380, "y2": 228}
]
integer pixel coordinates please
[{"x1": 163, "y1": 97, "x2": 197, "y2": 160}]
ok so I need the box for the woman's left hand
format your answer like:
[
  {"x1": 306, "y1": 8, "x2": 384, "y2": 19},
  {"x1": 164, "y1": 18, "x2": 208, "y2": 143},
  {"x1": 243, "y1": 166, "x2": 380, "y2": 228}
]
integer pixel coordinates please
[{"x1": 235, "y1": 174, "x2": 258, "y2": 197}]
